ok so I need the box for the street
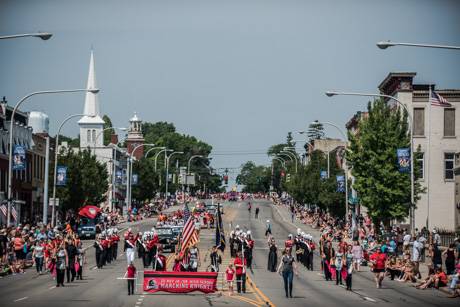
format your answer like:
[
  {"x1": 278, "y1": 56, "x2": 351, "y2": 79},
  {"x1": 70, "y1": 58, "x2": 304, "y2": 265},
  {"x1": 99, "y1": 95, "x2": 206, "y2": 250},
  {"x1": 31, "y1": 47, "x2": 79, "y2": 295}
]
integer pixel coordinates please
[{"x1": 1, "y1": 200, "x2": 456, "y2": 307}]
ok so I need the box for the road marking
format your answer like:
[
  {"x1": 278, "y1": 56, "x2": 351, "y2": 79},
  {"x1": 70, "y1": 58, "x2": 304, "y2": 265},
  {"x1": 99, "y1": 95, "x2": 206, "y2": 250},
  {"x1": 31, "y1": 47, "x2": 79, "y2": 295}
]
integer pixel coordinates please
[
  {"x1": 228, "y1": 294, "x2": 260, "y2": 307},
  {"x1": 14, "y1": 297, "x2": 28, "y2": 302},
  {"x1": 49, "y1": 286, "x2": 56, "y2": 290},
  {"x1": 247, "y1": 274, "x2": 276, "y2": 307},
  {"x1": 364, "y1": 296, "x2": 377, "y2": 302}
]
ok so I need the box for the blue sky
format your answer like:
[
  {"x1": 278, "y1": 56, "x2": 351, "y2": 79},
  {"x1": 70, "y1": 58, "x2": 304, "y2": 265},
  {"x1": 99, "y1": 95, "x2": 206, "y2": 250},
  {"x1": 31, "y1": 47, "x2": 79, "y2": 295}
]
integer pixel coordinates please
[{"x1": 1, "y1": 0, "x2": 459, "y2": 181}]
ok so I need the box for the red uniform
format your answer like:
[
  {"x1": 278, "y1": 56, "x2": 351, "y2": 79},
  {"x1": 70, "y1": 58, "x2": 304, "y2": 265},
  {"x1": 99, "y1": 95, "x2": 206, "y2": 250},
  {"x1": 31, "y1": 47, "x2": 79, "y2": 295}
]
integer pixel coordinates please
[{"x1": 234, "y1": 256, "x2": 247, "y2": 275}]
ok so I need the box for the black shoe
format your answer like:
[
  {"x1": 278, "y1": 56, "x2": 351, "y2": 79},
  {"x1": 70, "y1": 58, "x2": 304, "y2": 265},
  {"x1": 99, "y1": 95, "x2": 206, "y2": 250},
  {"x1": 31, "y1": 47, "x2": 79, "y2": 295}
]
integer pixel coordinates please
[
  {"x1": 56, "y1": 284, "x2": 60, "y2": 287},
  {"x1": 61, "y1": 284, "x2": 65, "y2": 287},
  {"x1": 290, "y1": 294, "x2": 293, "y2": 298}
]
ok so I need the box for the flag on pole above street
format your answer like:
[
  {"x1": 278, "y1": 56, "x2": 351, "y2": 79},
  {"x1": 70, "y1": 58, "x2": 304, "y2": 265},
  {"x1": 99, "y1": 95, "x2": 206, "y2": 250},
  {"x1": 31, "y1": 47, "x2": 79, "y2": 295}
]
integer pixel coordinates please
[
  {"x1": 215, "y1": 203, "x2": 225, "y2": 252},
  {"x1": 430, "y1": 91, "x2": 451, "y2": 107}
]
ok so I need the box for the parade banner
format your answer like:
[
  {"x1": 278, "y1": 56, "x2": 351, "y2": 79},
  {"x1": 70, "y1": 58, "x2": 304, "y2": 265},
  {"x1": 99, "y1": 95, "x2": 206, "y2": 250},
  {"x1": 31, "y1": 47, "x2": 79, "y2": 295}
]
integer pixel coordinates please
[
  {"x1": 320, "y1": 170, "x2": 327, "y2": 180},
  {"x1": 115, "y1": 170, "x2": 123, "y2": 184},
  {"x1": 56, "y1": 166, "x2": 67, "y2": 186},
  {"x1": 397, "y1": 148, "x2": 410, "y2": 173},
  {"x1": 13, "y1": 145, "x2": 26, "y2": 170},
  {"x1": 336, "y1": 175, "x2": 345, "y2": 192},
  {"x1": 143, "y1": 271, "x2": 218, "y2": 294}
]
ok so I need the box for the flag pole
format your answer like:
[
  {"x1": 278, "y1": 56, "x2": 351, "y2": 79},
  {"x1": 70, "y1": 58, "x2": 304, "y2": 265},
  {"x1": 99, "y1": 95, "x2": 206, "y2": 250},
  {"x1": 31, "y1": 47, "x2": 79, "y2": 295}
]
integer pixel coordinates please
[{"x1": 426, "y1": 84, "x2": 432, "y2": 230}]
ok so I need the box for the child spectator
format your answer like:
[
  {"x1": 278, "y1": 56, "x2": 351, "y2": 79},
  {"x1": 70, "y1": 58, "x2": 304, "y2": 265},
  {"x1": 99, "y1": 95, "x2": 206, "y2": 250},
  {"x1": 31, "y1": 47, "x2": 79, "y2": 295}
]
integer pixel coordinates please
[{"x1": 226, "y1": 264, "x2": 235, "y2": 296}]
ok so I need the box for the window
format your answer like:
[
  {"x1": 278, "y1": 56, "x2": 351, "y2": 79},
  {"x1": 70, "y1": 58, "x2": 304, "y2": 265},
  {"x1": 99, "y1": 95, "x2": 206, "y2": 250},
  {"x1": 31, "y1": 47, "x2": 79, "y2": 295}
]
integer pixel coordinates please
[
  {"x1": 92, "y1": 130, "x2": 96, "y2": 144},
  {"x1": 87, "y1": 129, "x2": 91, "y2": 143},
  {"x1": 444, "y1": 108, "x2": 455, "y2": 137},
  {"x1": 413, "y1": 108, "x2": 425, "y2": 136},
  {"x1": 444, "y1": 152, "x2": 455, "y2": 180},
  {"x1": 416, "y1": 152, "x2": 424, "y2": 180}
]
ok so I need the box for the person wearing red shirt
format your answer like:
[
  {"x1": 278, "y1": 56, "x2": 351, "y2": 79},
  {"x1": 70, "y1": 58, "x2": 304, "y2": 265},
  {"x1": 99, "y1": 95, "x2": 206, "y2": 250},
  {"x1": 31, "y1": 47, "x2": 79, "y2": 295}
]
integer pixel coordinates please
[
  {"x1": 225, "y1": 264, "x2": 235, "y2": 296},
  {"x1": 126, "y1": 262, "x2": 136, "y2": 295},
  {"x1": 369, "y1": 247, "x2": 387, "y2": 288},
  {"x1": 234, "y1": 252, "x2": 247, "y2": 293}
]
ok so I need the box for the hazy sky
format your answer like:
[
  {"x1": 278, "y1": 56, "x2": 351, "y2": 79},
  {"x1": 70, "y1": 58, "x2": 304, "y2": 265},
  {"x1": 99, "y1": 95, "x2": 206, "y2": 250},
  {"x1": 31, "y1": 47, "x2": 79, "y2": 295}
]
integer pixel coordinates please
[{"x1": 1, "y1": 0, "x2": 459, "y2": 181}]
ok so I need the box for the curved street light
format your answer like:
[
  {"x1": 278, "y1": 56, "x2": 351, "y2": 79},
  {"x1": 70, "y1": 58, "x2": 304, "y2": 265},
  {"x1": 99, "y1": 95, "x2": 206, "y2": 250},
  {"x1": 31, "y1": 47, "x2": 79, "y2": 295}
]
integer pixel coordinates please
[
  {"x1": 282, "y1": 148, "x2": 299, "y2": 173},
  {"x1": 6, "y1": 88, "x2": 98, "y2": 227},
  {"x1": 144, "y1": 146, "x2": 166, "y2": 158},
  {"x1": 50, "y1": 113, "x2": 93, "y2": 226},
  {"x1": 325, "y1": 90, "x2": 415, "y2": 231},
  {"x1": 165, "y1": 151, "x2": 184, "y2": 197},
  {"x1": 0, "y1": 32, "x2": 53, "y2": 40},
  {"x1": 154, "y1": 148, "x2": 173, "y2": 172},
  {"x1": 377, "y1": 41, "x2": 460, "y2": 50},
  {"x1": 127, "y1": 143, "x2": 156, "y2": 210},
  {"x1": 187, "y1": 155, "x2": 204, "y2": 174}
]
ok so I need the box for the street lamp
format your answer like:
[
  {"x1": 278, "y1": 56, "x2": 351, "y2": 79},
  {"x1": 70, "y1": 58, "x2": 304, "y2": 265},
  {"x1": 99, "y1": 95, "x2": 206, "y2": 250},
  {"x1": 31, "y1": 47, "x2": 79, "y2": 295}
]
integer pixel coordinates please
[
  {"x1": 165, "y1": 151, "x2": 184, "y2": 197},
  {"x1": 93, "y1": 127, "x2": 127, "y2": 153},
  {"x1": 108, "y1": 137, "x2": 129, "y2": 213},
  {"x1": 6, "y1": 88, "x2": 98, "y2": 227},
  {"x1": 154, "y1": 148, "x2": 172, "y2": 172},
  {"x1": 127, "y1": 143, "x2": 156, "y2": 210},
  {"x1": 0, "y1": 32, "x2": 53, "y2": 40},
  {"x1": 144, "y1": 146, "x2": 166, "y2": 158},
  {"x1": 282, "y1": 148, "x2": 299, "y2": 173},
  {"x1": 51, "y1": 113, "x2": 94, "y2": 226},
  {"x1": 376, "y1": 41, "x2": 460, "y2": 50},
  {"x1": 325, "y1": 91, "x2": 415, "y2": 231},
  {"x1": 315, "y1": 120, "x2": 349, "y2": 218},
  {"x1": 277, "y1": 152, "x2": 296, "y2": 173},
  {"x1": 187, "y1": 155, "x2": 204, "y2": 174}
]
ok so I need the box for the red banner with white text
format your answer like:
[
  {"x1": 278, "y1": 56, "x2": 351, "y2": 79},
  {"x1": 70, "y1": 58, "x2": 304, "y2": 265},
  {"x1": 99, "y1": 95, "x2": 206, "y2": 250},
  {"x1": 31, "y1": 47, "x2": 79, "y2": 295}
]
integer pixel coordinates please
[{"x1": 143, "y1": 271, "x2": 218, "y2": 294}]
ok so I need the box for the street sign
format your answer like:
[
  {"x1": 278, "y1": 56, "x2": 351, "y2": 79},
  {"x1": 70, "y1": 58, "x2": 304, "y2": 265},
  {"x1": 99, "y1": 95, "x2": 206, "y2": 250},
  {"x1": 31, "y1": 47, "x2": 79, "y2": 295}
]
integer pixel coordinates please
[
  {"x1": 49, "y1": 198, "x2": 60, "y2": 207},
  {"x1": 186, "y1": 174, "x2": 195, "y2": 185}
]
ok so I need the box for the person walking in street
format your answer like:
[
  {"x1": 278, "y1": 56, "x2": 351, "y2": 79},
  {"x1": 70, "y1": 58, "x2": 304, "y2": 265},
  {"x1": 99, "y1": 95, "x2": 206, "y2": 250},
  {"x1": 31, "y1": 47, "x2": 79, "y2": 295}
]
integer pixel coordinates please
[
  {"x1": 209, "y1": 246, "x2": 221, "y2": 272},
  {"x1": 369, "y1": 247, "x2": 387, "y2": 289},
  {"x1": 234, "y1": 251, "x2": 247, "y2": 294},
  {"x1": 32, "y1": 238, "x2": 45, "y2": 275},
  {"x1": 265, "y1": 220, "x2": 272, "y2": 237},
  {"x1": 126, "y1": 262, "x2": 136, "y2": 295},
  {"x1": 335, "y1": 248, "x2": 344, "y2": 285},
  {"x1": 345, "y1": 244, "x2": 354, "y2": 290},
  {"x1": 352, "y1": 240, "x2": 363, "y2": 272},
  {"x1": 277, "y1": 248, "x2": 298, "y2": 298},
  {"x1": 55, "y1": 244, "x2": 68, "y2": 287},
  {"x1": 255, "y1": 206, "x2": 260, "y2": 219},
  {"x1": 443, "y1": 243, "x2": 456, "y2": 275},
  {"x1": 267, "y1": 238, "x2": 278, "y2": 272},
  {"x1": 65, "y1": 239, "x2": 78, "y2": 283}
]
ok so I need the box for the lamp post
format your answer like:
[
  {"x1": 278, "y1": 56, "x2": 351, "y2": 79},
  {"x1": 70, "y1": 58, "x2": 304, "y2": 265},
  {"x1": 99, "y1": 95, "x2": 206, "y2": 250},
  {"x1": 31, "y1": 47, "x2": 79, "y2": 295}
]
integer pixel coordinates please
[
  {"x1": 187, "y1": 155, "x2": 204, "y2": 174},
  {"x1": 127, "y1": 143, "x2": 156, "y2": 211},
  {"x1": 144, "y1": 147, "x2": 166, "y2": 158},
  {"x1": 51, "y1": 113, "x2": 94, "y2": 226},
  {"x1": 165, "y1": 151, "x2": 184, "y2": 198},
  {"x1": 108, "y1": 139, "x2": 127, "y2": 213},
  {"x1": 315, "y1": 120, "x2": 349, "y2": 218},
  {"x1": 271, "y1": 157, "x2": 286, "y2": 192},
  {"x1": 0, "y1": 32, "x2": 53, "y2": 40},
  {"x1": 7, "y1": 88, "x2": 98, "y2": 227},
  {"x1": 377, "y1": 41, "x2": 460, "y2": 50},
  {"x1": 93, "y1": 127, "x2": 127, "y2": 154},
  {"x1": 281, "y1": 148, "x2": 298, "y2": 173},
  {"x1": 325, "y1": 91, "x2": 415, "y2": 232},
  {"x1": 154, "y1": 149, "x2": 172, "y2": 172}
]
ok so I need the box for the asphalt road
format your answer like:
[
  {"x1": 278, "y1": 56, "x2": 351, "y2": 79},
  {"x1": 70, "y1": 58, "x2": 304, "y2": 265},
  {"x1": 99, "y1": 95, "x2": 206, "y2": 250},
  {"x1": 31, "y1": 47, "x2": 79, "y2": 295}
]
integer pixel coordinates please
[{"x1": 1, "y1": 200, "x2": 457, "y2": 307}]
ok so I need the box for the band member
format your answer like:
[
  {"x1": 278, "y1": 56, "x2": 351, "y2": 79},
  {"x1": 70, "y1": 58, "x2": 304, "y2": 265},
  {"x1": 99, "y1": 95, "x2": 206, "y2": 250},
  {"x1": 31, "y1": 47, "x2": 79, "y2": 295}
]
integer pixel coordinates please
[
  {"x1": 153, "y1": 246, "x2": 167, "y2": 271},
  {"x1": 93, "y1": 235, "x2": 104, "y2": 269},
  {"x1": 112, "y1": 229, "x2": 120, "y2": 261},
  {"x1": 285, "y1": 234, "x2": 294, "y2": 249},
  {"x1": 124, "y1": 233, "x2": 136, "y2": 265},
  {"x1": 234, "y1": 251, "x2": 247, "y2": 293},
  {"x1": 243, "y1": 231, "x2": 254, "y2": 271}
]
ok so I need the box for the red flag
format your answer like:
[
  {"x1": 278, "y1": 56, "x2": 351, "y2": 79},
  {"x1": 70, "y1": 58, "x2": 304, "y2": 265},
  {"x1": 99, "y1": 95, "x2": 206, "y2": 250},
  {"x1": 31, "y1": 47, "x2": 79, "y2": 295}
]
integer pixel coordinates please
[{"x1": 78, "y1": 205, "x2": 101, "y2": 219}]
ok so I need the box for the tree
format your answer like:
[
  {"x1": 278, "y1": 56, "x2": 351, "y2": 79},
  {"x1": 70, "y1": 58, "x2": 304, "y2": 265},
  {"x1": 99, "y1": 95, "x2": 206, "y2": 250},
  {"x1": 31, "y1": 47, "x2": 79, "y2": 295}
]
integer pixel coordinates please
[
  {"x1": 132, "y1": 158, "x2": 159, "y2": 202},
  {"x1": 307, "y1": 120, "x2": 325, "y2": 143},
  {"x1": 52, "y1": 149, "x2": 108, "y2": 212},
  {"x1": 236, "y1": 161, "x2": 271, "y2": 193},
  {"x1": 103, "y1": 115, "x2": 115, "y2": 146},
  {"x1": 347, "y1": 99, "x2": 423, "y2": 228},
  {"x1": 59, "y1": 135, "x2": 80, "y2": 147}
]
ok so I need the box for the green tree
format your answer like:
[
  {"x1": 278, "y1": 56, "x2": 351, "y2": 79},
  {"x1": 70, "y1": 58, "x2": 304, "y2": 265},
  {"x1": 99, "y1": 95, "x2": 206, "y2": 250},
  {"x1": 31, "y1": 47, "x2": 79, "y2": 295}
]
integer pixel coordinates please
[
  {"x1": 236, "y1": 161, "x2": 271, "y2": 193},
  {"x1": 347, "y1": 99, "x2": 423, "y2": 228},
  {"x1": 103, "y1": 115, "x2": 115, "y2": 145},
  {"x1": 306, "y1": 120, "x2": 324, "y2": 151},
  {"x1": 132, "y1": 158, "x2": 159, "y2": 202},
  {"x1": 52, "y1": 149, "x2": 108, "y2": 212}
]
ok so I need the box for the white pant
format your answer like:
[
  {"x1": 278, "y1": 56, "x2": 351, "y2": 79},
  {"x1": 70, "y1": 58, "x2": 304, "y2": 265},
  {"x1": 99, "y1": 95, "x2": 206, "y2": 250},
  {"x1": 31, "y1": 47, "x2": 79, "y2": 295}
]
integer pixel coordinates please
[{"x1": 126, "y1": 248, "x2": 135, "y2": 265}]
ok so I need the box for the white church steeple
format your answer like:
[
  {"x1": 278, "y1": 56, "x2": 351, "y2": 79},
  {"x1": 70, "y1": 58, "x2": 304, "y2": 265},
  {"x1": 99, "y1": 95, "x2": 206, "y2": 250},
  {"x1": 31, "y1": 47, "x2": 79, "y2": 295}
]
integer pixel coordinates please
[{"x1": 78, "y1": 50, "x2": 105, "y2": 148}]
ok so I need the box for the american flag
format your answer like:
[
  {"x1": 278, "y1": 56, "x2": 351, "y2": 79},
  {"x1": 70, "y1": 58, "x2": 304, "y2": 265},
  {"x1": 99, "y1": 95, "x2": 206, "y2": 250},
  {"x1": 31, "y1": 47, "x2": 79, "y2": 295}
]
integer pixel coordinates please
[
  {"x1": 180, "y1": 202, "x2": 199, "y2": 252},
  {"x1": 11, "y1": 205, "x2": 18, "y2": 221},
  {"x1": 430, "y1": 91, "x2": 451, "y2": 107},
  {"x1": 0, "y1": 204, "x2": 6, "y2": 217}
]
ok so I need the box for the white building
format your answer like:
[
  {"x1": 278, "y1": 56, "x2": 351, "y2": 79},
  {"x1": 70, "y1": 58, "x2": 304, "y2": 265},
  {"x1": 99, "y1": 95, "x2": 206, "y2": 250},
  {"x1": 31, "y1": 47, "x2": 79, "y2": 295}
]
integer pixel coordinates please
[
  {"x1": 378, "y1": 72, "x2": 460, "y2": 231},
  {"x1": 78, "y1": 50, "x2": 128, "y2": 212}
]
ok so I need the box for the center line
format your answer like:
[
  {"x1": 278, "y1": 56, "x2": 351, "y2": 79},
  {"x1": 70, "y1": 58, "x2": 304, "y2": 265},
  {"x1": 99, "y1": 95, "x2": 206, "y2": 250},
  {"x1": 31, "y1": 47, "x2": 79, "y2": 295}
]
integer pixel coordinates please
[
  {"x1": 49, "y1": 286, "x2": 56, "y2": 290},
  {"x1": 14, "y1": 297, "x2": 28, "y2": 302}
]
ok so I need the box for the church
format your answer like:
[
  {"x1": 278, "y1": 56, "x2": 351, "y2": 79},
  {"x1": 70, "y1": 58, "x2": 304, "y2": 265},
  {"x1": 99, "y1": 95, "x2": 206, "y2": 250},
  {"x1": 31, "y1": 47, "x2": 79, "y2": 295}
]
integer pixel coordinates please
[{"x1": 77, "y1": 50, "x2": 145, "y2": 213}]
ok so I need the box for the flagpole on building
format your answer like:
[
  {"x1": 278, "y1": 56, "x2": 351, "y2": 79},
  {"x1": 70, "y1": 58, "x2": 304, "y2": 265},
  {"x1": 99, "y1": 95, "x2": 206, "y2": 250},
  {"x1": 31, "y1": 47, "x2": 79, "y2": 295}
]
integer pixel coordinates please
[{"x1": 426, "y1": 85, "x2": 432, "y2": 230}]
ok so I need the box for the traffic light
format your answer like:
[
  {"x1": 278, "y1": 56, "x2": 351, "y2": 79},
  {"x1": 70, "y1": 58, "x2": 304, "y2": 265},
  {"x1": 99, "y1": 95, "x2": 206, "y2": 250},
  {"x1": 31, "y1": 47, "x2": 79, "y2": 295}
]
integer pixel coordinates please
[
  {"x1": 223, "y1": 175, "x2": 229, "y2": 185},
  {"x1": 286, "y1": 173, "x2": 291, "y2": 183}
]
